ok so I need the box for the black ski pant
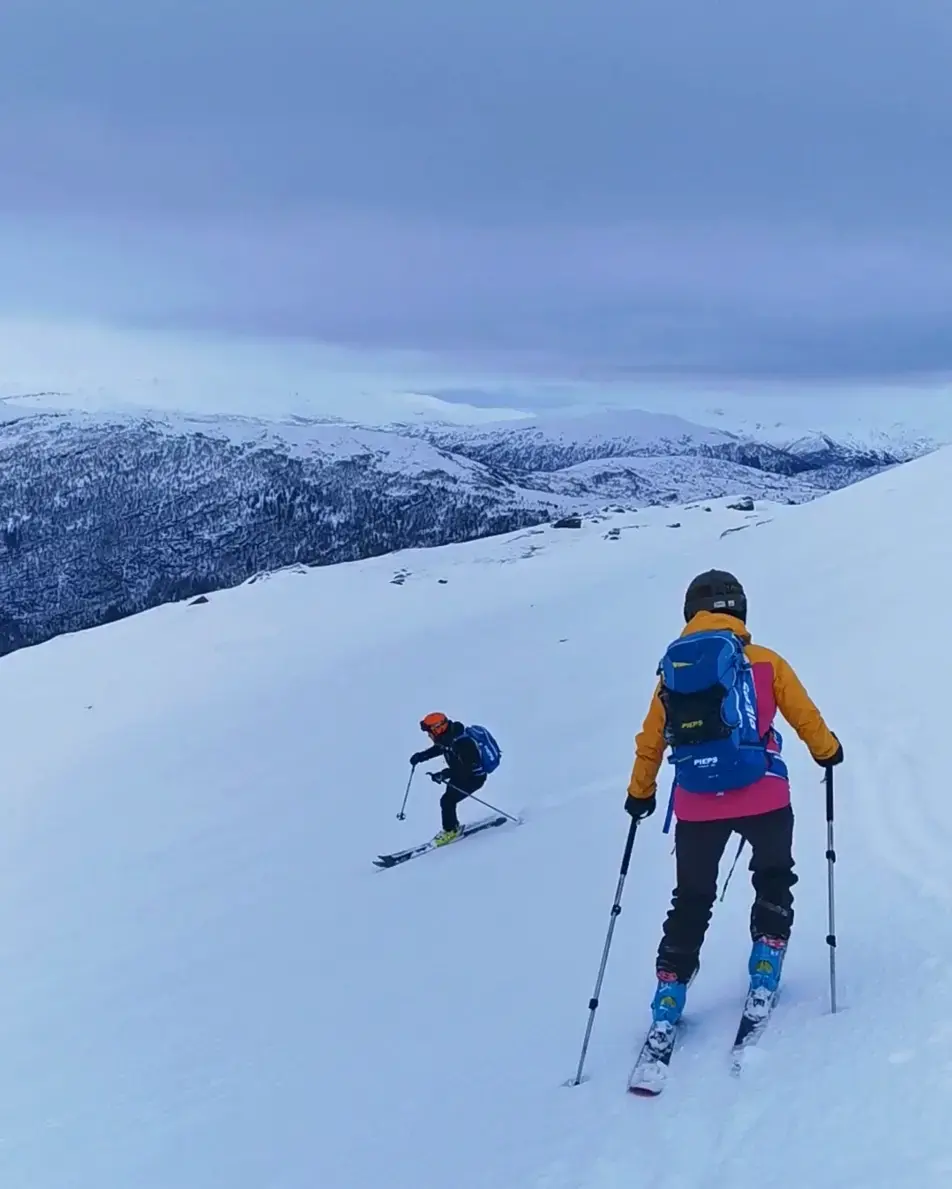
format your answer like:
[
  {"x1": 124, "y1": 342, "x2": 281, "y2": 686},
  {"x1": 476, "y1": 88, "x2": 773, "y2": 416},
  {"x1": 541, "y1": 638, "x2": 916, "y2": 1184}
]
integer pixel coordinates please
[
  {"x1": 656, "y1": 805, "x2": 797, "y2": 983},
  {"x1": 440, "y1": 776, "x2": 485, "y2": 831}
]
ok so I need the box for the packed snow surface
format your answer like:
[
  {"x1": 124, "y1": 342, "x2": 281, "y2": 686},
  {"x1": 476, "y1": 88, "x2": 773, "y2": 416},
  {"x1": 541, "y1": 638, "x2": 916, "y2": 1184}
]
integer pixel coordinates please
[{"x1": 1, "y1": 460, "x2": 951, "y2": 1187}]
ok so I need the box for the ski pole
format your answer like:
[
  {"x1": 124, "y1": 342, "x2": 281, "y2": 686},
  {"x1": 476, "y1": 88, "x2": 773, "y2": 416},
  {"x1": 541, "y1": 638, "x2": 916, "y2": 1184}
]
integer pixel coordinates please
[
  {"x1": 569, "y1": 816, "x2": 639, "y2": 1087},
  {"x1": 397, "y1": 767, "x2": 415, "y2": 820},
  {"x1": 719, "y1": 836, "x2": 745, "y2": 902},
  {"x1": 825, "y1": 766, "x2": 838, "y2": 1014},
  {"x1": 468, "y1": 792, "x2": 520, "y2": 825}
]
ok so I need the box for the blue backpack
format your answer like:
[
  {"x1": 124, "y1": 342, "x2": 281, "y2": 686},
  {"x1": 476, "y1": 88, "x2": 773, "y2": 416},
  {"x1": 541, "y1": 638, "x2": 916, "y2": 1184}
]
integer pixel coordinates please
[
  {"x1": 460, "y1": 725, "x2": 502, "y2": 775},
  {"x1": 657, "y1": 630, "x2": 769, "y2": 794}
]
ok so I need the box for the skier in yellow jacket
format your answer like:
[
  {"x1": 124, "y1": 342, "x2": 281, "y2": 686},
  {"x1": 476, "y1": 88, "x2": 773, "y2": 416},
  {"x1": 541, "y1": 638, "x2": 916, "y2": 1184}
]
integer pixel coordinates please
[{"x1": 626, "y1": 570, "x2": 842, "y2": 1029}]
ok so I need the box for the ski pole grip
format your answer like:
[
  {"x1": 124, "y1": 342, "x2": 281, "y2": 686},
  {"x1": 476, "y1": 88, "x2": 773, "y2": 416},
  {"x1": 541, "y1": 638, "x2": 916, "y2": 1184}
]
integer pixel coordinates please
[
  {"x1": 619, "y1": 816, "x2": 638, "y2": 876},
  {"x1": 825, "y1": 767, "x2": 834, "y2": 823}
]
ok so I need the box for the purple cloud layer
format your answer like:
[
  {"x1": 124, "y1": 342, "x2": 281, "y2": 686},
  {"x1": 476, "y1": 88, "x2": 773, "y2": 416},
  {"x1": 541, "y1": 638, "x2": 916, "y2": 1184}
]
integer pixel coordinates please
[{"x1": 2, "y1": 0, "x2": 951, "y2": 378}]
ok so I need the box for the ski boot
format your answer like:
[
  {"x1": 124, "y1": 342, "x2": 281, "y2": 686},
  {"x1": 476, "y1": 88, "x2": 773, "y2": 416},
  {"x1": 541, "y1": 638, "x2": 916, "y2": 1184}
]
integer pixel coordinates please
[
  {"x1": 433, "y1": 826, "x2": 462, "y2": 847},
  {"x1": 746, "y1": 935, "x2": 787, "y2": 1019},
  {"x1": 646, "y1": 965, "x2": 697, "y2": 1049},
  {"x1": 650, "y1": 956, "x2": 699, "y2": 1023},
  {"x1": 628, "y1": 968, "x2": 694, "y2": 1092},
  {"x1": 729, "y1": 937, "x2": 787, "y2": 1067},
  {"x1": 650, "y1": 970, "x2": 689, "y2": 1027}
]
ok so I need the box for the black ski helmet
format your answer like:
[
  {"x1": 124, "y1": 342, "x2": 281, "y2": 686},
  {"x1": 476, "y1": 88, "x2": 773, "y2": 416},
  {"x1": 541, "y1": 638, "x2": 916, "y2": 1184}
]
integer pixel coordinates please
[{"x1": 683, "y1": 570, "x2": 747, "y2": 623}]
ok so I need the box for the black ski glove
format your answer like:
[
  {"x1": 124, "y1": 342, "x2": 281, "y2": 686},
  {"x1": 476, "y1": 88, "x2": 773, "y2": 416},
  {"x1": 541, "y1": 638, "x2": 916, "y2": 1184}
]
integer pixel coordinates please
[
  {"x1": 430, "y1": 771, "x2": 451, "y2": 784},
  {"x1": 625, "y1": 793, "x2": 657, "y2": 821},
  {"x1": 816, "y1": 735, "x2": 844, "y2": 768},
  {"x1": 410, "y1": 752, "x2": 428, "y2": 766}
]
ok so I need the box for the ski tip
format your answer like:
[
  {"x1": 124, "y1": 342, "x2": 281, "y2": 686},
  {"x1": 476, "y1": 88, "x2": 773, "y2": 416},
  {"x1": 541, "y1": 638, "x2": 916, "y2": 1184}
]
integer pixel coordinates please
[{"x1": 627, "y1": 1061, "x2": 669, "y2": 1097}]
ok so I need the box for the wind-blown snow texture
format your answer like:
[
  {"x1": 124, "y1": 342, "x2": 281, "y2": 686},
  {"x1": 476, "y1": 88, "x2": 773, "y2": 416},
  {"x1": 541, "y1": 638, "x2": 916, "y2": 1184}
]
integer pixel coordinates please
[
  {"x1": 0, "y1": 405, "x2": 922, "y2": 654},
  {"x1": 1, "y1": 455, "x2": 951, "y2": 1187}
]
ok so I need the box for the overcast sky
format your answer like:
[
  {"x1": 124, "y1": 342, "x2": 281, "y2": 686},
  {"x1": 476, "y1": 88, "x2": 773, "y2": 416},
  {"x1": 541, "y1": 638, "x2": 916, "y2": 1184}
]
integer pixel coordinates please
[{"x1": 2, "y1": 0, "x2": 952, "y2": 388}]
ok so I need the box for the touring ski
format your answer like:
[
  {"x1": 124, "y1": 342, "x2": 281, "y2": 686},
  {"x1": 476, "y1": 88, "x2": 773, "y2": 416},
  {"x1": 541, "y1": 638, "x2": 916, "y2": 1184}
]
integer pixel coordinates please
[
  {"x1": 729, "y1": 986, "x2": 778, "y2": 1075},
  {"x1": 627, "y1": 1020, "x2": 681, "y2": 1096},
  {"x1": 373, "y1": 814, "x2": 513, "y2": 869}
]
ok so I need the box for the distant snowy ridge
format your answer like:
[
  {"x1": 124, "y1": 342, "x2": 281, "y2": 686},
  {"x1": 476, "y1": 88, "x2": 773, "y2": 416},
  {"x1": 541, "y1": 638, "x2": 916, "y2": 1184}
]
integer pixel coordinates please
[
  {"x1": 400, "y1": 409, "x2": 911, "y2": 482},
  {"x1": 520, "y1": 455, "x2": 824, "y2": 502},
  {"x1": 0, "y1": 404, "x2": 931, "y2": 655}
]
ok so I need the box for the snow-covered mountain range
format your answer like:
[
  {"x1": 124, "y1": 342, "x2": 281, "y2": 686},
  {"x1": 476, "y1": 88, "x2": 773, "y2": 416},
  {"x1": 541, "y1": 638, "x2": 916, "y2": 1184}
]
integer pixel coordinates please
[{"x1": 0, "y1": 402, "x2": 935, "y2": 654}]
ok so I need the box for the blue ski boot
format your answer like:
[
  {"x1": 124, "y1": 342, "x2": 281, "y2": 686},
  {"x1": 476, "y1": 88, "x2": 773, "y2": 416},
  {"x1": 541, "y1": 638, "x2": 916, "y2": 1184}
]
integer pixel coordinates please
[
  {"x1": 730, "y1": 937, "x2": 787, "y2": 1067},
  {"x1": 628, "y1": 966, "x2": 697, "y2": 1094},
  {"x1": 650, "y1": 970, "x2": 689, "y2": 1026},
  {"x1": 628, "y1": 963, "x2": 699, "y2": 1094},
  {"x1": 749, "y1": 935, "x2": 786, "y2": 995},
  {"x1": 745, "y1": 935, "x2": 787, "y2": 1022}
]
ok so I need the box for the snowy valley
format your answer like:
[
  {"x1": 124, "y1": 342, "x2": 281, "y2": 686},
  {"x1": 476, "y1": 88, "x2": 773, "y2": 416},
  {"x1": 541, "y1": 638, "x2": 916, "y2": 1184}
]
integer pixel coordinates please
[
  {"x1": 0, "y1": 402, "x2": 927, "y2": 653},
  {"x1": 1, "y1": 446, "x2": 951, "y2": 1187}
]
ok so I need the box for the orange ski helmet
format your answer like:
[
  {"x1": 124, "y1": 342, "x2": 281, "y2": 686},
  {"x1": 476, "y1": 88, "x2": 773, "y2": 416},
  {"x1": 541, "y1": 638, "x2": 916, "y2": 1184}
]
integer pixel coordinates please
[{"x1": 420, "y1": 711, "x2": 451, "y2": 738}]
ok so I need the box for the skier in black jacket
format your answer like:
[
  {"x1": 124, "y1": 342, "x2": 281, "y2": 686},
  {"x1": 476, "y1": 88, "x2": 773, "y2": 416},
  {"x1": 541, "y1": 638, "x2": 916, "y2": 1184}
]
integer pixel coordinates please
[{"x1": 411, "y1": 711, "x2": 486, "y2": 844}]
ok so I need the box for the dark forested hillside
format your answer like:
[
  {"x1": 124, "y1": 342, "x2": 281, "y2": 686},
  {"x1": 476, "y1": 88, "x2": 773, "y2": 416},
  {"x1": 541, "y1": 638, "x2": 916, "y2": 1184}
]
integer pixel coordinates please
[{"x1": 0, "y1": 408, "x2": 919, "y2": 654}]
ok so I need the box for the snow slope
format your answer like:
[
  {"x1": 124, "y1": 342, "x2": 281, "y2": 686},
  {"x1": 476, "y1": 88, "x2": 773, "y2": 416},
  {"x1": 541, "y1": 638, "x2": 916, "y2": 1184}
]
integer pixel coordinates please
[{"x1": 1, "y1": 456, "x2": 951, "y2": 1187}]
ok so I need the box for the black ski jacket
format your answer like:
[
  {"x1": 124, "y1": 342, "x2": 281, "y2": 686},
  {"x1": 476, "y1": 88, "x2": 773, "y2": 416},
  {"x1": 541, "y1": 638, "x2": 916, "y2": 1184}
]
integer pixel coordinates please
[{"x1": 413, "y1": 722, "x2": 485, "y2": 793}]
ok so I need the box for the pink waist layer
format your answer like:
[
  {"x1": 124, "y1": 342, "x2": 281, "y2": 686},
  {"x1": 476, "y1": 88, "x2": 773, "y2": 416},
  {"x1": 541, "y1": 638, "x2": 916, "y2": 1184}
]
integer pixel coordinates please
[{"x1": 673, "y1": 775, "x2": 791, "y2": 822}]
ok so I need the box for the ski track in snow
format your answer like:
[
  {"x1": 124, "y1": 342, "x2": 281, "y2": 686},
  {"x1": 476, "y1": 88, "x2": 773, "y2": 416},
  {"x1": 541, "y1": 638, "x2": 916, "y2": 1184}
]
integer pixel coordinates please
[{"x1": 2, "y1": 456, "x2": 952, "y2": 1185}]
